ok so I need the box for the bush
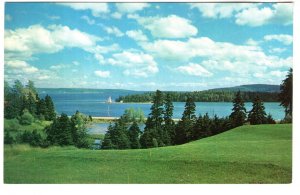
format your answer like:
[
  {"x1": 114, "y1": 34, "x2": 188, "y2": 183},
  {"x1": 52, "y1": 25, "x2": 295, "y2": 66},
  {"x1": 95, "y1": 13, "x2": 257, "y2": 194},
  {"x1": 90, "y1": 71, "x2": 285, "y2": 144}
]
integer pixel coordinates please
[
  {"x1": 4, "y1": 131, "x2": 15, "y2": 144},
  {"x1": 5, "y1": 118, "x2": 21, "y2": 131},
  {"x1": 19, "y1": 110, "x2": 34, "y2": 125}
]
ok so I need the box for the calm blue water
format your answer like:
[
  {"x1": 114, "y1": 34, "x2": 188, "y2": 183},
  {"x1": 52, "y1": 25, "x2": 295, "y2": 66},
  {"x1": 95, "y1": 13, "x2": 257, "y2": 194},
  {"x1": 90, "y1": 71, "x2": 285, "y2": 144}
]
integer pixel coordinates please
[{"x1": 39, "y1": 90, "x2": 285, "y2": 134}]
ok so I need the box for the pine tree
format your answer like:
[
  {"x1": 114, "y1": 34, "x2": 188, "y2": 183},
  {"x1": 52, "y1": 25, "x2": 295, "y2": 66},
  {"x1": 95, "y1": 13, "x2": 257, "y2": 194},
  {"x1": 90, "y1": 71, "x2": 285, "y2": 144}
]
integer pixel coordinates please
[
  {"x1": 128, "y1": 121, "x2": 141, "y2": 149},
  {"x1": 141, "y1": 90, "x2": 165, "y2": 148},
  {"x1": 279, "y1": 68, "x2": 292, "y2": 121},
  {"x1": 102, "y1": 124, "x2": 116, "y2": 149},
  {"x1": 71, "y1": 111, "x2": 89, "y2": 148},
  {"x1": 229, "y1": 91, "x2": 247, "y2": 127},
  {"x1": 163, "y1": 94, "x2": 175, "y2": 145},
  {"x1": 193, "y1": 113, "x2": 211, "y2": 140},
  {"x1": 175, "y1": 96, "x2": 196, "y2": 144},
  {"x1": 45, "y1": 95, "x2": 56, "y2": 121},
  {"x1": 46, "y1": 113, "x2": 73, "y2": 146},
  {"x1": 248, "y1": 96, "x2": 267, "y2": 125}
]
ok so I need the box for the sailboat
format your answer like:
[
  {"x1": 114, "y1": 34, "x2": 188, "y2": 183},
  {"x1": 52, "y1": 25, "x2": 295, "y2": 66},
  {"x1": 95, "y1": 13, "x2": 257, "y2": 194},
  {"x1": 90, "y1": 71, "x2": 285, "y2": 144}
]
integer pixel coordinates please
[{"x1": 106, "y1": 96, "x2": 112, "y2": 104}]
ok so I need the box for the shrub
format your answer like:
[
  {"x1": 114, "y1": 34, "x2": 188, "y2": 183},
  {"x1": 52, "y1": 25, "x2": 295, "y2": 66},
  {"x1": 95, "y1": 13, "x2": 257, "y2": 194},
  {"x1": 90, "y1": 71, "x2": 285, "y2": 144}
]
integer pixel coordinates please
[{"x1": 19, "y1": 109, "x2": 34, "y2": 125}]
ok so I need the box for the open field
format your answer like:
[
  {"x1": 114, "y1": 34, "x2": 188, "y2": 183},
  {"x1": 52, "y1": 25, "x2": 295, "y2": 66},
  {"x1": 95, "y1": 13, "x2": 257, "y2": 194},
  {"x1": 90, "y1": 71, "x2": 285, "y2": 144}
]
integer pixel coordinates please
[{"x1": 4, "y1": 124, "x2": 292, "y2": 184}]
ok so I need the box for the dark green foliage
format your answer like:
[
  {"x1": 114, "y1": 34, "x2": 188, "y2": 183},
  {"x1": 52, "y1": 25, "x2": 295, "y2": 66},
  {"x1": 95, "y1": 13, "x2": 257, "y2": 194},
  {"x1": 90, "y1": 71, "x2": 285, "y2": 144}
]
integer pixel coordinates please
[
  {"x1": 142, "y1": 90, "x2": 165, "y2": 148},
  {"x1": 71, "y1": 111, "x2": 89, "y2": 148},
  {"x1": 4, "y1": 80, "x2": 56, "y2": 122},
  {"x1": 19, "y1": 109, "x2": 34, "y2": 125},
  {"x1": 44, "y1": 95, "x2": 56, "y2": 121},
  {"x1": 230, "y1": 91, "x2": 247, "y2": 127},
  {"x1": 20, "y1": 130, "x2": 43, "y2": 147},
  {"x1": 175, "y1": 96, "x2": 196, "y2": 144},
  {"x1": 102, "y1": 118, "x2": 131, "y2": 149},
  {"x1": 248, "y1": 96, "x2": 267, "y2": 125},
  {"x1": 46, "y1": 113, "x2": 73, "y2": 146},
  {"x1": 163, "y1": 94, "x2": 175, "y2": 145},
  {"x1": 45, "y1": 111, "x2": 90, "y2": 148},
  {"x1": 102, "y1": 128, "x2": 116, "y2": 149},
  {"x1": 193, "y1": 113, "x2": 212, "y2": 140},
  {"x1": 279, "y1": 68, "x2": 292, "y2": 120},
  {"x1": 128, "y1": 121, "x2": 141, "y2": 149},
  {"x1": 266, "y1": 114, "x2": 276, "y2": 124},
  {"x1": 117, "y1": 90, "x2": 279, "y2": 103},
  {"x1": 4, "y1": 131, "x2": 15, "y2": 144}
]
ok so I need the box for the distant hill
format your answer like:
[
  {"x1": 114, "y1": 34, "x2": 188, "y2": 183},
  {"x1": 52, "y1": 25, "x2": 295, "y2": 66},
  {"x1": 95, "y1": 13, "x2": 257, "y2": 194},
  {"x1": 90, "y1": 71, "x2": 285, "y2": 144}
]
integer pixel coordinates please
[{"x1": 209, "y1": 84, "x2": 280, "y2": 93}]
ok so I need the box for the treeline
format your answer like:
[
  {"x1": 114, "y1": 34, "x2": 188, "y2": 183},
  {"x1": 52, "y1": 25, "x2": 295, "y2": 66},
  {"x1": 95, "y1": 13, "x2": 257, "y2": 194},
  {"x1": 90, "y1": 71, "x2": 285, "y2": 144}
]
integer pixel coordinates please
[
  {"x1": 116, "y1": 90, "x2": 279, "y2": 103},
  {"x1": 4, "y1": 80, "x2": 90, "y2": 149},
  {"x1": 102, "y1": 90, "x2": 276, "y2": 149},
  {"x1": 4, "y1": 80, "x2": 56, "y2": 121}
]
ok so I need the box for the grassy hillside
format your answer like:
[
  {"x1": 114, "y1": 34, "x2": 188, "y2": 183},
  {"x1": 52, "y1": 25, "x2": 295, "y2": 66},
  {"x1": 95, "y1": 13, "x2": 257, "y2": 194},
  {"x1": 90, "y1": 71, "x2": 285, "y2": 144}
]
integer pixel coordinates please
[{"x1": 4, "y1": 124, "x2": 292, "y2": 184}]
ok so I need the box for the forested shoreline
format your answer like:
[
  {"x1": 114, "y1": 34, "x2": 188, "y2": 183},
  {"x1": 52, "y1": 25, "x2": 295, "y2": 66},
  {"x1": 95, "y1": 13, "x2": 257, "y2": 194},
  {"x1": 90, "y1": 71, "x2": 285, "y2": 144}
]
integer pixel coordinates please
[{"x1": 116, "y1": 91, "x2": 279, "y2": 103}]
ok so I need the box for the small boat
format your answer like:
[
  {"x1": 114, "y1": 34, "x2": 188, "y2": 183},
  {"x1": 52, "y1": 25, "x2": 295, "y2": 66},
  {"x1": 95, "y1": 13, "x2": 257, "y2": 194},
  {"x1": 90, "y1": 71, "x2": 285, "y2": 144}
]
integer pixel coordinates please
[{"x1": 106, "y1": 96, "x2": 112, "y2": 104}]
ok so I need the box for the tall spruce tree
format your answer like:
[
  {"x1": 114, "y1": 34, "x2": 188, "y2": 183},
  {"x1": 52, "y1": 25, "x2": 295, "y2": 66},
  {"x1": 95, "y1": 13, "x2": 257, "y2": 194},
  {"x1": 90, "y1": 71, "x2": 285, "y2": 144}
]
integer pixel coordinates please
[
  {"x1": 193, "y1": 113, "x2": 211, "y2": 140},
  {"x1": 279, "y1": 68, "x2": 293, "y2": 121},
  {"x1": 45, "y1": 95, "x2": 56, "y2": 120},
  {"x1": 175, "y1": 96, "x2": 196, "y2": 144},
  {"x1": 163, "y1": 94, "x2": 175, "y2": 145},
  {"x1": 128, "y1": 121, "x2": 141, "y2": 149},
  {"x1": 229, "y1": 91, "x2": 247, "y2": 127},
  {"x1": 141, "y1": 90, "x2": 165, "y2": 148},
  {"x1": 248, "y1": 96, "x2": 267, "y2": 125},
  {"x1": 46, "y1": 113, "x2": 73, "y2": 146}
]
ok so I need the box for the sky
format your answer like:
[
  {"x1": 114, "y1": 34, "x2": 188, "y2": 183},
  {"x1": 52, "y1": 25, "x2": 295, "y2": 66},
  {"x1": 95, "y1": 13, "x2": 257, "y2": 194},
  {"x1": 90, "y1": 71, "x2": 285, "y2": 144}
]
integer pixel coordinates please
[{"x1": 4, "y1": 2, "x2": 293, "y2": 91}]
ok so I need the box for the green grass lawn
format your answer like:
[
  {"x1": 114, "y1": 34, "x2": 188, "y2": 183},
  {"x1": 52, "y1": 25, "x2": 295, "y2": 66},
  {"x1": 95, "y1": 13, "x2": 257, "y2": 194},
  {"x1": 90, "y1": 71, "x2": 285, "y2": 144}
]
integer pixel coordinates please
[{"x1": 4, "y1": 124, "x2": 292, "y2": 184}]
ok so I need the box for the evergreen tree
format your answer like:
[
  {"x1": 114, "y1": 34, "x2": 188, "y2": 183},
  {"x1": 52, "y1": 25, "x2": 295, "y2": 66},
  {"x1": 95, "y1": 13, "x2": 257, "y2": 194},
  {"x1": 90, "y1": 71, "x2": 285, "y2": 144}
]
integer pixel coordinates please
[
  {"x1": 163, "y1": 94, "x2": 175, "y2": 145},
  {"x1": 37, "y1": 98, "x2": 47, "y2": 119},
  {"x1": 248, "y1": 96, "x2": 267, "y2": 125},
  {"x1": 193, "y1": 113, "x2": 211, "y2": 140},
  {"x1": 279, "y1": 68, "x2": 293, "y2": 121},
  {"x1": 27, "y1": 92, "x2": 37, "y2": 115},
  {"x1": 45, "y1": 95, "x2": 56, "y2": 120},
  {"x1": 266, "y1": 113, "x2": 276, "y2": 124},
  {"x1": 141, "y1": 90, "x2": 165, "y2": 148},
  {"x1": 71, "y1": 111, "x2": 89, "y2": 148},
  {"x1": 102, "y1": 124, "x2": 116, "y2": 149},
  {"x1": 46, "y1": 113, "x2": 73, "y2": 146},
  {"x1": 128, "y1": 121, "x2": 141, "y2": 149},
  {"x1": 175, "y1": 96, "x2": 196, "y2": 144},
  {"x1": 229, "y1": 91, "x2": 247, "y2": 127}
]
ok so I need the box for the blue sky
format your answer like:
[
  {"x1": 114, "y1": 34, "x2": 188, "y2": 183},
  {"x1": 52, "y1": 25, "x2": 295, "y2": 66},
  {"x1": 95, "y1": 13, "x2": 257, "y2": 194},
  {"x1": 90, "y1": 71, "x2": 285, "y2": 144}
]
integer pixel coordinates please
[{"x1": 4, "y1": 2, "x2": 293, "y2": 91}]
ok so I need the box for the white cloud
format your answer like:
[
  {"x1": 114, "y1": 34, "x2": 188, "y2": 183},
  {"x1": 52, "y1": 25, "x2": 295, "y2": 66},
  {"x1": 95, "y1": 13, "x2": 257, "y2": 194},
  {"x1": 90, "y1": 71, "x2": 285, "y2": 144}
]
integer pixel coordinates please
[
  {"x1": 5, "y1": 60, "x2": 39, "y2": 74},
  {"x1": 59, "y1": 3, "x2": 109, "y2": 17},
  {"x1": 245, "y1": 38, "x2": 260, "y2": 46},
  {"x1": 126, "y1": 30, "x2": 148, "y2": 42},
  {"x1": 176, "y1": 63, "x2": 213, "y2": 77},
  {"x1": 190, "y1": 3, "x2": 255, "y2": 18},
  {"x1": 81, "y1": 15, "x2": 95, "y2": 25},
  {"x1": 103, "y1": 26, "x2": 124, "y2": 37},
  {"x1": 106, "y1": 51, "x2": 158, "y2": 77},
  {"x1": 5, "y1": 14, "x2": 12, "y2": 21},
  {"x1": 253, "y1": 72, "x2": 264, "y2": 78},
  {"x1": 270, "y1": 70, "x2": 288, "y2": 77},
  {"x1": 142, "y1": 37, "x2": 292, "y2": 75},
  {"x1": 269, "y1": 47, "x2": 287, "y2": 53},
  {"x1": 137, "y1": 15, "x2": 198, "y2": 38},
  {"x1": 264, "y1": 34, "x2": 293, "y2": 45},
  {"x1": 94, "y1": 70, "x2": 110, "y2": 78},
  {"x1": 111, "y1": 12, "x2": 122, "y2": 19},
  {"x1": 235, "y1": 3, "x2": 293, "y2": 26},
  {"x1": 115, "y1": 3, "x2": 150, "y2": 14},
  {"x1": 5, "y1": 24, "x2": 101, "y2": 57}
]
